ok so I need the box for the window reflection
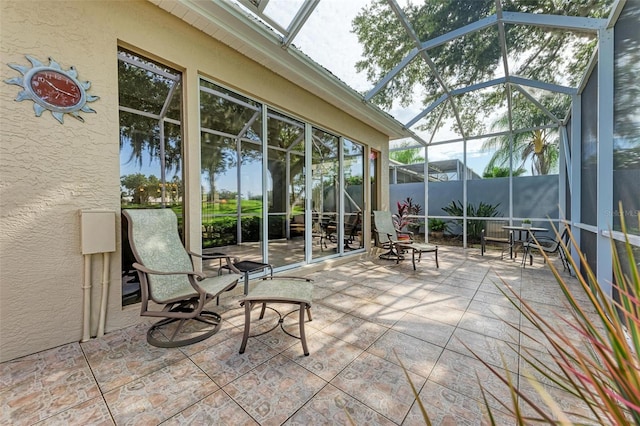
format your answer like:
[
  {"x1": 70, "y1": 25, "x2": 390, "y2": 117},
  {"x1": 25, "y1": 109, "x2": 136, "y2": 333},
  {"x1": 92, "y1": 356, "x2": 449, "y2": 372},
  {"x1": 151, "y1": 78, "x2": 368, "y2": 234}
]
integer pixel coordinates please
[
  {"x1": 118, "y1": 49, "x2": 183, "y2": 307},
  {"x1": 344, "y1": 139, "x2": 364, "y2": 250},
  {"x1": 200, "y1": 80, "x2": 263, "y2": 264},
  {"x1": 312, "y1": 128, "x2": 340, "y2": 258},
  {"x1": 267, "y1": 109, "x2": 305, "y2": 267}
]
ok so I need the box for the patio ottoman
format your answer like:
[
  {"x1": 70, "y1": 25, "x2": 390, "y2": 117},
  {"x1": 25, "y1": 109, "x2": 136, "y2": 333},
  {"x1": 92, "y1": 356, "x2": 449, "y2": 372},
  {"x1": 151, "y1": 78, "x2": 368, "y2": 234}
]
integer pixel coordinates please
[
  {"x1": 394, "y1": 241, "x2": 439, "y2": 270},
  {"x1": 239, "y1": 277, "x2": 313, "y2": 356}
]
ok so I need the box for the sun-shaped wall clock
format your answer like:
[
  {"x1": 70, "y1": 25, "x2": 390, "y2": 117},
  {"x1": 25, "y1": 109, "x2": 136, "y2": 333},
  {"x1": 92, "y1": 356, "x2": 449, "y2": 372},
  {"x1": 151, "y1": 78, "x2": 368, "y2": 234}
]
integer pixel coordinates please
[{"x1": 4, "y1": 55, "x2": 99, "y2": 124}]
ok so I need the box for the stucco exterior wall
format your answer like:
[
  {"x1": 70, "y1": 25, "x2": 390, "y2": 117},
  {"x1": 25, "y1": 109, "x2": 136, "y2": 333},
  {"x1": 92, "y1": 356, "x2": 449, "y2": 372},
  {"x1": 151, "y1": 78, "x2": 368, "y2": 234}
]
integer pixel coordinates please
[{"x1": 0, "y1": 0, "x2": 390, "y2": 362}]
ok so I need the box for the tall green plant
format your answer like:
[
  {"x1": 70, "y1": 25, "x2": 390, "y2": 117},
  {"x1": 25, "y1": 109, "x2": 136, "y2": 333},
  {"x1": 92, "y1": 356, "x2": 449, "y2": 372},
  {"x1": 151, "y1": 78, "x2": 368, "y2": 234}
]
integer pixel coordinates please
[{"x1": 441, "y1": 200, "x2": 502, "y2": 241}]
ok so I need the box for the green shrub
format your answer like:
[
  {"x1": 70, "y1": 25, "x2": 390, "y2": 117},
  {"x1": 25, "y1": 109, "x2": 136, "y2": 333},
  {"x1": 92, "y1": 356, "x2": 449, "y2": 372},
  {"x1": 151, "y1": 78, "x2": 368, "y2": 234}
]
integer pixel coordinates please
[{"x1": 441, "y1": 200, "x2": 502, "y2": 241}]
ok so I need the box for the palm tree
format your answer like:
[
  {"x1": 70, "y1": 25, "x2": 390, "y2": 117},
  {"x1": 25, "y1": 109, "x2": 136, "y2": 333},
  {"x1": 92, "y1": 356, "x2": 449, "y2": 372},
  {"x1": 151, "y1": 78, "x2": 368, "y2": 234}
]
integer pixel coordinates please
[
  {"x1": 390, "y1": 141, "x2": 424, "y2": 164},
  {"x1": 524, "y1": 129, "x2": 559, "y2": 175},
  {"x1": 482, "y1": 93, "x2": 565, "y2": 175},
  {"x1": 482, "y1": 166, "x2": 526, "y2": 178}
]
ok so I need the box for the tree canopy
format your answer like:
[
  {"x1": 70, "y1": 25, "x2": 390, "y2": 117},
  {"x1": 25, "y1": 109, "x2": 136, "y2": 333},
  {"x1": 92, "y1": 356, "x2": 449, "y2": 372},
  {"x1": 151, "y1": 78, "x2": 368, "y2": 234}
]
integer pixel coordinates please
[{"x1": 352, "y1": 0, "x2": 612, "y2": 136}]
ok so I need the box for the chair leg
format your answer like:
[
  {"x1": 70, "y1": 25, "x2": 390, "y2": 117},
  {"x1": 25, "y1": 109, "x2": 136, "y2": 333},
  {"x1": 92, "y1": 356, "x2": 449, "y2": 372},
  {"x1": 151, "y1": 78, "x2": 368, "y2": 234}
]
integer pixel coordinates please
[
  {"x1": 239, "y1": 301, "x2": 252, "y2": 354},
  {"x1": 306, "y1": 306, "x2": 313, "y2": 322},
  {"x1": 299, "y1": 303, "x2": 309, "y2": 356}
]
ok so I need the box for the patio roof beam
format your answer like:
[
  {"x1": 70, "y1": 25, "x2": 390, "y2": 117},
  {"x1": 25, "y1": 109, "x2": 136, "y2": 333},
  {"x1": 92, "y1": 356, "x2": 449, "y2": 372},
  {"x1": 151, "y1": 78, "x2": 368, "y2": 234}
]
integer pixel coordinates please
[
  {"x1": 449, "y1": 77, "x2": 506, "y2": 97},
  {"x1": 428, "y1": 99, "x2": 448, "y2": 145},
  {"x1": 419, "y1": 14, "x2": 498, "y2": 52},
  {"x1": 406, "y1": 128, "x2": 431, "y2": 147},
  {"x1": 386, "y1": 0, "x2": 466, "y2": 141},
  {"x1": 117, "y1": 51, "x2": 181, "y2": 82},
  {"x1": 508, "y1": 76, "x2": 576, "y2": 95},
  {"x1": 201, "y1": 126, "x2": 261, "y2": 145},
  {"x1": 118, "y1": 106, "x2": 180, "y2": 126},
  {"x1": 200, "y1": 84, "x2": 261, "y2": 112},
  {"x1": 236, "y1": 0, "x2": 288, "y2": 35},
  {"x1": 425, "y1": 123, "x2": 558, "y2": 146},
  {"x1": 282, "y1": 0, "x2": 319, "y2": 48},
  {"x1": 405, "y1": 94, "x2": 448, "y2": 129},
  {"x1": 501, "y1": 12, "x2": 607, "y2": 32},
  {"x1": 236, "y1": 110, "x2": 260, "y2": 140},
  {"x1": 496, "y1": 0, "x2": 515, "y2": 224},
  {"x1": 511, "y1": 84, "x2": 561, "y2": 124},
  {"x1": 364, "y1": 47, "x2": 419, "y2": 101}
]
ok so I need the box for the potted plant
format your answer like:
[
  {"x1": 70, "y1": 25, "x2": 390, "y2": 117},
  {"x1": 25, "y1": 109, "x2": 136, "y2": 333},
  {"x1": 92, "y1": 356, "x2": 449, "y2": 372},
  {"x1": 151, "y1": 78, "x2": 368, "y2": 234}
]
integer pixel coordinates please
[
  {"x1": 428, "y1": 218, "x2": 446, "y2": 239},
  {"x1": 521, "y1": 218, "x2": 532, "y2": 229},
  {"x1": 391, "y1": 197, "x2": 422, "y2": 232}
]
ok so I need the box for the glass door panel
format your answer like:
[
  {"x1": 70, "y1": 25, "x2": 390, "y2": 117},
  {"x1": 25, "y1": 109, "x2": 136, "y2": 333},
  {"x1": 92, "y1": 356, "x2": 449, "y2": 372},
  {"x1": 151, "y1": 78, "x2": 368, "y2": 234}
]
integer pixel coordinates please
[
  {"x1": 118, "y1": 49, "x2": 183, "y2": 307},
  {"x1": 200, "y1": 79, "x2": 263, "y2": 269},
  {"x1": 267, "y1": 109, "x2": 305, "y2": 267},
  {"x1": 311, "y1": 128, "x2": 340, "y2": 259},
  {"x1": 240, "y1": 141, "x2": 263, "y2": 259},
  {"x1": 343, "y1": 139, "x2": 365, "y2": 250}
]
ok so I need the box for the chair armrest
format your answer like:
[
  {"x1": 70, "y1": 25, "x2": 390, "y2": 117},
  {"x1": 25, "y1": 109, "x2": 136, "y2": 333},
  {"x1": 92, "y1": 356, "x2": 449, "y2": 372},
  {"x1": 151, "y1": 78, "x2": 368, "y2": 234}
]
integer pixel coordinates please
[
  {"x1": 188, "y1": 251, "x2": 239, "y2": 263},
  {"x1": 260, "y1": 276, "x2": 313, "y2": 283},
  {"x1": 132, "y1": 262, "x2": 207, "y2": 280},
  {"x1": 188, "y1": 251, "x2": 242, "y2": 274}
]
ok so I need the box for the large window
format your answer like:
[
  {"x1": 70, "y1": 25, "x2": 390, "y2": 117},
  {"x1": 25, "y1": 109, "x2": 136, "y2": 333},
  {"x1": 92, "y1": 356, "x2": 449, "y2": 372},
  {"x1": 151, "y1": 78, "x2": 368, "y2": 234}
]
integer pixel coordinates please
[
  {"x1": 199, "y1": 81, "x2": 365, "y2": 271},
  {"x1": 343, "y1": 139, "x2": 364, "y2": 250},
  {"x1": 118, "y1": 49, "x2": 183, "y2": 306},
  {"x1": 200, "y1": 80, "x2": 263, "y2": 263}
]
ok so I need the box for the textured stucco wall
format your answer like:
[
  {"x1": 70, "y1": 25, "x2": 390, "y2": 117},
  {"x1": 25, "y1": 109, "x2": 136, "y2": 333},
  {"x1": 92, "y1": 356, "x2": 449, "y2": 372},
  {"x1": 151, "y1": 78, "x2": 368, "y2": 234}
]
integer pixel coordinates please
[{"x1": 0, "y1": 0, "x2": 389, "y2": 362}]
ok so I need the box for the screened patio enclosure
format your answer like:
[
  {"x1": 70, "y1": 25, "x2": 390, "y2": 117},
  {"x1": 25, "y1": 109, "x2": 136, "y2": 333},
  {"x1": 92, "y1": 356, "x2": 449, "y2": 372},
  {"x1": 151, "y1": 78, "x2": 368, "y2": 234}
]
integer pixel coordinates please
[{"x1": 142, "y1": 0, "x2": 639, "y2": 300}]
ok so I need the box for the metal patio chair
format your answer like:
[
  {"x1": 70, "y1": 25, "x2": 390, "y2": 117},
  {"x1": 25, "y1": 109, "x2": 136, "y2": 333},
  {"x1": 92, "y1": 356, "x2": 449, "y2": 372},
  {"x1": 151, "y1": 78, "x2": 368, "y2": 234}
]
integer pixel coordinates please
[
  {"x1": 373, "y1": 210, "x2": 438, "y2": 269},
  {"x1": 522, "y1": 227, "x2": 572, "y2": 274},
  {"x1": 123, "y1": 208, "x2": 241, "y2": 347},
  {"x1": 481, "y1": 220, "x2": 513, "y2": 259}
]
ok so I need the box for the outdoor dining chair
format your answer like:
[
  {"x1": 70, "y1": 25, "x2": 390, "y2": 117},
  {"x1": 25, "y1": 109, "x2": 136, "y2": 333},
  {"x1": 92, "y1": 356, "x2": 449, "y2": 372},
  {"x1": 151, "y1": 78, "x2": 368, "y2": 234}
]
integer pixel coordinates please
[
  {"x1": 481, "y1": 220, "x2": 513, "y2": 259},
  {"x1": 123, "y1": 208, "x2": 241, "y2": 347},
  {"x1": 522, "y1": 227, "x2": 572, "y2": 274}
]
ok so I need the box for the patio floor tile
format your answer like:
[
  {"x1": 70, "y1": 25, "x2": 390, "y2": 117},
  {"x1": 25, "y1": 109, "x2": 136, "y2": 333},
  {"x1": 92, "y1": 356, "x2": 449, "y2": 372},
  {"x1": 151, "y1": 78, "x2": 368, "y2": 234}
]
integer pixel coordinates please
[
  {"x1": 223, "y1": 354, "x2": 326, "y2": 426},
  {"x1": 103, "y1": 358, "x2": 219, "y2": 425},
  {"x1": 284, "y1": 384, "x2": 396, "y2": 425},
  {"x1": 330, "y1": 352, "x2": 426, "y2": 424},
  {"x1": 0, "y1": 247, "x2": 598, "y2": 425}
]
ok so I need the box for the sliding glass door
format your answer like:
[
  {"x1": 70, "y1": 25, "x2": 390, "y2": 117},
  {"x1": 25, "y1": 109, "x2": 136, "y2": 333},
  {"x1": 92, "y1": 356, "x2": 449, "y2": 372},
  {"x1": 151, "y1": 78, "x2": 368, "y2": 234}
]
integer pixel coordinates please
[{"x1": 199, "y1": 78, "x2": 368, "y2": 271}]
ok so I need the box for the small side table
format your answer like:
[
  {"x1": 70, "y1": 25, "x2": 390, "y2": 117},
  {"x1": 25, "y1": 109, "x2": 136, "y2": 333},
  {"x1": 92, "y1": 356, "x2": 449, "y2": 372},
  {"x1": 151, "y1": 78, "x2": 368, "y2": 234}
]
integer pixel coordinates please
[{"x1": 219, "y1": 260, "x2": 273, "y2": 295}]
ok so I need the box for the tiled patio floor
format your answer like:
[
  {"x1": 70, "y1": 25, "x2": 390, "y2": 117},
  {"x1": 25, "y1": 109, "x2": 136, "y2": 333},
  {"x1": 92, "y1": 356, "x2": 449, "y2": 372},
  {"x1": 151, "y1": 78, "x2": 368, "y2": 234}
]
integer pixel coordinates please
[{"x1": 1, "y1": 247, "x2": 595, "y2": 425}]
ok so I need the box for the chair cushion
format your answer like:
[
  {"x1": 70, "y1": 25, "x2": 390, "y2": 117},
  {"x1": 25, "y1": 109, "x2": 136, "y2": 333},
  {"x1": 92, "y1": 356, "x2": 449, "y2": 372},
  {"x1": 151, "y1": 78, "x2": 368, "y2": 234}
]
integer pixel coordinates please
[
  {"x1": 409, "y1": 243, "x2": 438, "y2": 252},
  {"x1": 243, "y1": 279, "x2": 313, "y2": 305},
  {"x1": 396, "y1": 241, "x2": 437, "y2": 252}
]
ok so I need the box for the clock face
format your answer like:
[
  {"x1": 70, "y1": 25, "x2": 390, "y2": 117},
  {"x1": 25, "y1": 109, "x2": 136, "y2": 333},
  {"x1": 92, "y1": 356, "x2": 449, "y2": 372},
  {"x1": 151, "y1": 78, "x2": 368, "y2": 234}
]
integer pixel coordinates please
[
  {"x1": 30, "y1": 70, "x2": 83, "y2": 108},
  {"x1": 5, "y1": 56, "x2": 99, "y2": 123}
]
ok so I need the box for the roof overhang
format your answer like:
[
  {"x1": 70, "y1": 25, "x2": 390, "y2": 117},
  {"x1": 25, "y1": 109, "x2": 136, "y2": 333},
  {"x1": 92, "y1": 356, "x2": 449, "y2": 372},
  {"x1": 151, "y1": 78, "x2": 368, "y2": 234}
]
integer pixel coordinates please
[{"x1": 148, "y1": 0, "x2": 412, "y2": 140}]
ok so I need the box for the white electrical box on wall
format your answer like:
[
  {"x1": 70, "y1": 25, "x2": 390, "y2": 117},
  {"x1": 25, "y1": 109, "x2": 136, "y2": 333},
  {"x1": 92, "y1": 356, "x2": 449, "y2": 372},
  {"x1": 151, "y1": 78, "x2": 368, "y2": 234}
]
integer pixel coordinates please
[{"x1": 80, "y1": 210, "x2": 116, "y2": 255}]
